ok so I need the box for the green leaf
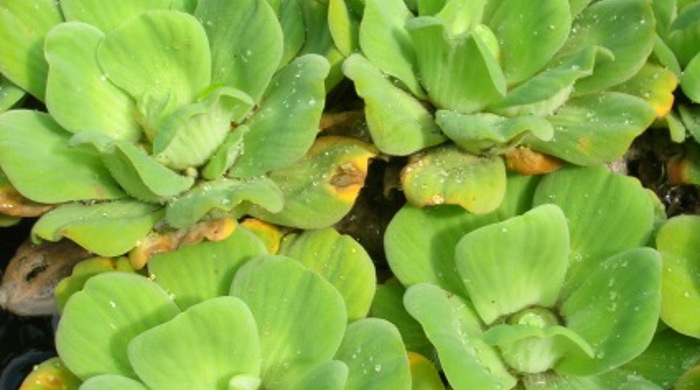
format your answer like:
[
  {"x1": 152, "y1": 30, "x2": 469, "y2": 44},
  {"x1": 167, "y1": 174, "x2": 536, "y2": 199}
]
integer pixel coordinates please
[
  {"x1": 533, "y1": 166, "x2": 655, "y2": 298},
  {"x1": 45, "y1": 22, "x2": 141, "y2": 142},
  {"x1": 334, "y1": 319, "x2": 411, "y2": 390},
  {"x1": 165, "y1": 177, "x2": 283, "y2": 229},
  {"x1": 0, "y1": 75, "x2": 25, "y2": 112},
  {"x1": 370, "y1": 279, "x2": 433, "y2": 357},
  {"x1": 652, "y1": 33, "x2": 683, "y2": 78},
  {"x1": 436, "y1": 111, "x2": 553, "y2": 154},
  {"x1": 280, "y1": 228, "x2": 376, "y2": 321},
  {"x1": 489, "y1": 46, "x2": 607, "y2": 117},
  {"x1": 342, "y1": 54, "x2": 446, "y2": 156},
  {"x1": 329, "y1": 0, "x2": 360, "y2": 56},
  {"x1": 195, "y1": 0, "x2": 283, "y2": 103},
  {"x1": 61, "y1": 0, "x2": 171, "y2": 33},
  {"x1": 559, "y1": 0, "x2": 655, "y2": 95},
  {"x1": 18, "y1": 357, "x2": 83, "y2": 390},
  {"x1": 0, "y1": 0, "x2": 62, "y2": 101},
  {"x1": 230, "y1": 256, "x2": 347, "y2": 388},
  {"x1": 0, "y1": 110, "x2": 125, "y2": 203},
  {"x1": 666, "y1": 4, "x2": 700, "y2": 68},
  {"x1": 56, "y1": 272, "x2": 180, "y2": 380},
  {"x1": 523, "y1": 370, "x2": 663, "y2": 390},
  {"x1": 247, "y1": 136, "x2": 375, "y2": 229},
  {"x1": 404, "y1": 283, "x2": 518, "y2": 390},
  {"x1": 230, "y1": 54, "x2": 330, "y2": 178},
  {"x1": 147, "y1": 225, "x2": 267, "y2": 310},
  {"x1": 456, "y1": 204, "x2": 569, "y2": 324},
  {"x1": 529, "y1": 92, "x2": 656, "y2": 166},
  {"x1": 286, "y1": 361, "x2": 348, "y2": 390},
  {"x1": 611, "y1": 62, "x2": 679, "y2": 119},
  {"x1": 277, "y1": 0, "x2": 306, "y2": 66},
  {"x1": 417, "y1": 0, "x2": 446, "y2": 16},
  {"x1": 81, "y1": 375, "x2": 149, "y2": 390},
  {"x1": 434, "y1": 0, "x2": 487, "y2": 35},
  {"x1": 32, "y1": 201, "x2": 164, "y2": 257},
  {"x1": 129, "y1": 297, "x2": 261, "y2": 390},
  {"x1": 55, "y1": 257, "x2": 135, "y2": 313},
  {"x1": 681, "y1": 52, "x2": 700, "y2": 103},
  {"x1": 485, "y1": 0, "x2": 572, "y2": 86},
  {"x1": 407, "y1": 17, "x2": 506, "y2": 112},
  {"x1": 401, "y1": 144, "x2": 506, "y2": 214},
  {"x1": 656, "y1": 215, "x2": 700, "y2": 338},
  {"x1": 557, "y1": 248, "x2": 662, "y2": 376},
  {"x1": 201, "y1": 125, "x2": 250, "y2": 180},
  {"x1": 385, "y1": 204, "x2": 498, "y2": 295},
  {"x1": 360, "y1": 0, "x2": 424, "y2": 97},
  {"x1": 152, "y1": 86, "x2": 255, "y2": 170},
  {"x1": 679, "y1": 104, "x2": 700, "y2": 144},
  {"x1": 97, "y1": 10, "x2": 211, "y2": 128},
  {"x1": 621, "y1": 328, "x2": 700, "y2": 389},
  {"x1": 74, "y1": 134, "x2": 194, "y2": 203}
]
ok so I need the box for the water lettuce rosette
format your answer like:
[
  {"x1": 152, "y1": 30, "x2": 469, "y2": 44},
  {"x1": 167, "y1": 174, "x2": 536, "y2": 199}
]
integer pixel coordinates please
[
  {"x1": 0, "y1": 0, "x2": 375, "y2": 260},
  {"x1": 331, "y1": 0, "x2": 664, "y2": 213},
  {"x1": 377, "y1": 166, "x2": 665, "y2": 388}
]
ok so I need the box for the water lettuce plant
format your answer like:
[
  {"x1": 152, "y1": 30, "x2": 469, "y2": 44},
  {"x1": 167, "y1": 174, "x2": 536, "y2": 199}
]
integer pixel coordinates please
[
  {"x1": 42, "y1": 224, "x2": 410, "y2": 389},
  {"x1": 331, "y1": 0, "x2": 662, "y2": 213},
  {"x1": 379, "y1": 166, "x2": 665, "y2": 388},
  {"x1": 0, "y1": 0, "x2": 374, "y2": 259}
]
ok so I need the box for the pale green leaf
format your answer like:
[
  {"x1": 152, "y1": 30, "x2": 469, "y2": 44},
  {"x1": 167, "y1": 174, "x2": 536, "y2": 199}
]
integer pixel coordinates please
[
  {"x1": 129, "y1": 297, "x2": 261, "y2": 390},
  {"x1": 529, "y1": 92, "x2": 656, "y2": 166},
  {"x1": 533, "y1": 166, "x2": 655, "y2": 298},
  {"x1": 195, "y1": 0, "x2": 283, "y2": 102},
  {"x1": 404, "y1": 283, "x2": 517, "y2": 390},
  {"x1": 32, "y1": 201, "x2": 163, "y2": 257},
  {"x1": 558, "y1": 248, "x2": 662, "y2": 376},
  {"x1": 334, "y1": 319, "x2": 411, "y2": 390},
  {"x1": 360, "y1": 0, "x2": 424, "y2": 97},
  {"x1": 165, "y1": 177, "x2": 283, "y2": 229},
  {"x1": 681, "y1": 52, "x2": 700, "y2": 103},
  {"x1": 401, "y1": 144, "x2": 506, "y2": 214},
  {"x1": 329, "y1": 0, "x2": 360, "y2": 56},
  {"x1": 286, "y1": 361, "x2": 348, "y2": 390},
  {"x1": 148, "y1": 226, "x2": 268, "y2": 310},
  {"x1": 523, "y1": 370, "x2": 662, "y2": 390},
  {"x1": 0, "y1": 0, "x2": 62, "y2": 101},
  {"x1": 342, "y1": 54, "x2": 446, "y2": 156},
  {"x1": 0, "y1": 110, "x2": 125, "y2": 203},
  {"x1": 61, "y1": 0, "x2": 171, "y2": 33},
  {"x1": 152, "y1": 86, "x2": 254, "y2": 170},
  {"x1": 435, "y1": 0, "x2": 487, "y2": 35},
  {"x1": 201, "y1": 125, "x2": 249, "y2": 180},
  {"x1": 280, "y1": 228, "x2": 376, "y2": 320},
  {"x1": 485, "y1": 0, "x2": 571, "y2": 85},
  {"x1": 436, "y1": 111, "x2": 553, "y2": 154},
  {"x1": 407, "y1": 17, "x2": 506, "y2": 113},
  {"x1": 656, "y1": 216, "x2": 700, "y2": 338},
  {"x1": 56, "y1": 272, "x2": 180, "y2": 380},
  {"x1": 370, "y1": 278, "x2": 433, "y2": 357},
  {"x1": 0, "y1": 75, "x2": 25, "y2": 111},
  {"x1": 559, "y1": 0, "x2": 655, "y2": 95},
  {"x1": 97, "y1": 10, "x2": 211, "y2": 129},
  {"x1": 489, "y1": 46, "x2": 608, "y2": 117},
  {"x1": 247, "y1": 136, "x2": 375, "y2": 229},
  {"x1": 230, "y1": 256, "x2": 347, "y2": 388},
  {"x1": 230, "y1": 54, "x2": 330, "y2": 178},
  {"x1": 45, "y1": 23, "x2": 141, "y2": 142},
  {"x1": 74, "y1": 134, "x2": 194, "y2": 203},
  {"x1": 456, "y1": 205, "x2": 569, "y2": 324},
  {"x1": 81, "y1": 375, "x2": 149, "y2": 390},
  {"x1": 385, "y1": 204, "x2": 498, "y2": 295},
  {"x1": 621, "y1": 327, "x2": 700, "y2": 389}
]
